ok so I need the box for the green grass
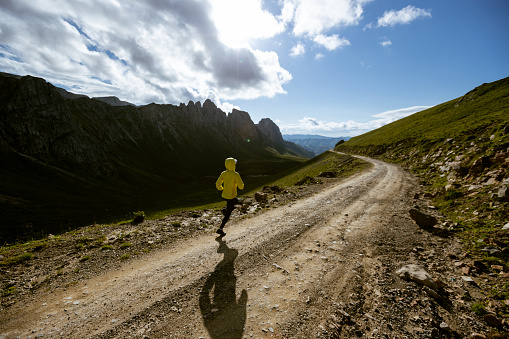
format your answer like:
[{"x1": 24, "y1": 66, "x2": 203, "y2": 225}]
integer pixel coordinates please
[
  {"x1": 471, "y1": 302, "x2": 487, "y2": 315},
  {"x1": 0, "y1": 252, "x2": 33, "y2": 266},
  {"x1": 120, "y1": 242, "x2": 131, "y2": 249},
  {"x1": 1, "y1": 286, "x2": 17, "y2": 297}
]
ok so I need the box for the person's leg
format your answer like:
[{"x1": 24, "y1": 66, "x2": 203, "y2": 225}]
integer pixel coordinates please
[{"x1": 220, "y1": 198, "x2": 238, "y2": 229}]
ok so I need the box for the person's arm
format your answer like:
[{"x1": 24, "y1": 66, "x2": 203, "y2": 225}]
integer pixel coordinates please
[
  {"x1": 216, "y1": 174, "x2": 224, "y2": 191},
  {"x1": 236, "y1": 173, "x2": 244, "y2": 190}
]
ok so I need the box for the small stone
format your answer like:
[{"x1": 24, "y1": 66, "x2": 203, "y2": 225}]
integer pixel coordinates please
[
  {"x1": 491, "y1": 265, "x2": 504, "y2": 271},
  {"x1": 471, "y1": 333, "x2": 487, "y2": 339},
  {"x1": 396, "y1": 264, "x2": 438, "y2": 291},
  {"x1": 461, "y1": 276, "x2": 476, "y2": 284},
  {"x1": 483, "y1": 313, "x2": 502, "y2": 327},
  {"x1": 439, "y1": 322, "x2": 450, "y2": 330},
  {"x1": 409, "y1": 209, "x2": 437, "y2": 229}
]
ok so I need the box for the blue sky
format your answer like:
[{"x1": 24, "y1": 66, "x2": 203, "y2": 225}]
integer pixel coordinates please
[{"x1": 1, "y1": 0, "x2": 508, "y2": 137}]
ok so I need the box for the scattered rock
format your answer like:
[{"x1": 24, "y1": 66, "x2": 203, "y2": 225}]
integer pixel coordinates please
[
  {"x1": 460, "y1": 276, "x2": 477, "y2": 285},
  {"x1": 254, "y1": 192, "x2": 268, "y2": 203},
  {"x1": 318, "y1": 171, "x2": 336, "y2": 178},
  {"x1": 469, "y1": 156, "x2": 491, "y2": 175},
  {"x1": 396, "y1": 264, "x2": 438, "y2": 291},
  {"x1": 409, "y1": 209, "x2": 437, "y2": 229},
  {"x1": 497, "y1": 186, "x2": 509, "y2": 202},
  {"x1": 483, "y1": 314, "x2": 502, "y2": 328},
  {"x1": 439, "y1": 322, "x2": 450, "y2": 331},
  {"x1": 422, "y1": 286, "x2": 441, "y2": 300}
]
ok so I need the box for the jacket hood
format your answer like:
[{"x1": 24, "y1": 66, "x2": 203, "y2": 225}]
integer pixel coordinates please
[{"x1": 225, "y1": 157, "x2": 237, "y2": 171}]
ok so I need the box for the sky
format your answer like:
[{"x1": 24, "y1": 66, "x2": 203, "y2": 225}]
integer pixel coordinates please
[{"x1": 1, "y1": 0, "x2": 508, "y2": 137}]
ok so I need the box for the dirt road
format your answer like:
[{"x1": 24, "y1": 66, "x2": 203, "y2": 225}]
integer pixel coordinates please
[{"x1": 0, "y1": 154, "x2": 489, "y2": 338}]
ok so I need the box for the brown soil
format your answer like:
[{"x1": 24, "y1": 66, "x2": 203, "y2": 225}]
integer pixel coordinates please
[{"x1": 0, "y1": 155, "x2": 498, "y2": 338}]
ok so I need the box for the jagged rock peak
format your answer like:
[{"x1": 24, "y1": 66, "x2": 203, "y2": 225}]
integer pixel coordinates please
[
  {"x1": 187, "y1": 100, "x2": 202, "y2": 109},
  {"x1": 257, "y1": 118, "x2": 284, "y2": 145},
  {"x1": 203, "y1": 99, "x2": 218, "y2": 111}
]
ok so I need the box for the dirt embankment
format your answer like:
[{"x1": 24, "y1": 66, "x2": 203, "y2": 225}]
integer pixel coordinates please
[{"x1": 0, "y1": 154, "x2": 499, "y2": 338}]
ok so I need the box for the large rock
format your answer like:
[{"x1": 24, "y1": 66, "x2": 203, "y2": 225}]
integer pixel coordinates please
[
  {"x1": 396, "y1": 264, "x2": 438, "y2": 291},
  {"x1": 498, "y1": 186, "x2": 509, "y2": 202},
  {"x1": 409, "y1": 209, "x2": 437, "y2": 229},
  {"x1": 469, "y1": 156, "x2": 491, "y2": 175}
]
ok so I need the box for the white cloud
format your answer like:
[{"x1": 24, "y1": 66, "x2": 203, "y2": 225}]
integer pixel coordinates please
[
  {"x1": 288, "y1": 0, "x2": 371, "y2": 37},
  {"x1": 315, "y1": 53, "x2": 324, "y2": 60},
  {"x1": 313, "y1": 34, "x2": 350, "y2": 50},
  {"x1": 279, "y1": 106, "x2": 431, "y2": 137},
  {"x1": 380, "y1": 40, "x2": 392, "y2": 47},
  {"x1": 290, "y1": 42, "x2": 306, "y2": 56},
  {"x1": 376, "y1": 5, "x2": 431, "y2": 28},
  {"x1": 0, "y1": 0, "x2": 291, "y2": 106}
]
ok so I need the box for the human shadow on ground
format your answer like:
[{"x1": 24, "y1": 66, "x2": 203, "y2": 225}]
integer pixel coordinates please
[{"x1": 199, "y1": 236, "x2": 248, "y2": 339}]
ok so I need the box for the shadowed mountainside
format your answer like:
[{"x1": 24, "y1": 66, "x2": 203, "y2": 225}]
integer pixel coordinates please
[{"x1": 0, "y1": 72, "x2": 311, "y2": 242}]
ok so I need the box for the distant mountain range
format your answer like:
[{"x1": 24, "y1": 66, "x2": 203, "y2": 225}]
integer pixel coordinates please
[
  {"x1": 0, "y1": 72, "x2": 312, "y2": 242},
  {"x1": 283, "y1": 134, "x2": 350, "y2": 156}
]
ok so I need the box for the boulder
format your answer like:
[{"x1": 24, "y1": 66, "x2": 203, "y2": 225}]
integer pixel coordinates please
[
  {"x1": 396, "y1": 264, "x2": 438, "y2": 291},
  {"x1": 318, "y1": 171, "x2": 337, "y2": 178},
  {"x1": 469, "y1": 156, "x2": 491, "y2": 175},
  {"x1": 483, "y1": 314, "x2": 502, "y2": 328},
  {"x1": 254, "y1": 192, "x2": 268, "y2": 203},
  {"x1": 409, "y1": 209, "x2": 437, "y2": 229},
  {"x1": 498, "y1": 186, "x2": 509, "y2": 202}
]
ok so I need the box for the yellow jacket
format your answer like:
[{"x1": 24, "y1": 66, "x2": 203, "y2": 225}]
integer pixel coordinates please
[{"x1": 216, "y1": 158, "x2": 244, "y2": 199}]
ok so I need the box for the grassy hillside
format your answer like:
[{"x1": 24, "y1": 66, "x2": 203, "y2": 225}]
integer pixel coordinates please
[
  {"x1": 336, "y1": 76, "x2": 509, "y2": 321},
  {"x1": 341, "y1": 77, "x2": 509, "y2": 152}
]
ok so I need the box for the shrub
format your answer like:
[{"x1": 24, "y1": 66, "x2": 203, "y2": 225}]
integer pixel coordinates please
[
  {"x1": 101, "y1": 245, "x2": 112, "y2": 251},
  {"x1": 76, "y1": 237, "x2": 93, "y2": 245},
  {"x1": 1, "y1": 286, "x2": 16, "y2": 297},
  {"x1": 132, "y1": 211, "x2": 145, "y2": 224},
  {"x1": 120, "y1": 242, "x2": 131, "y2": 249},
  {"x1": 471, "y1": 302, "x2": 487, "y2": 315},
  {"x1": 172, "y1": 221, "x2": 182, "y2": 228},
  {"x1": 120, "y1": 254, "x2": 130, "y2": 260},
  {"x1": 444, "y1": 188, "x2": 463, "y2": 200}
]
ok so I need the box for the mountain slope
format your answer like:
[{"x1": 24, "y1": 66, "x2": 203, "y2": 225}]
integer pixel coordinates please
[
  {"x1": 336, "y1": 76, "x2": 509, "y2": 322},
  {"x1": 335, "y1": 76, "x2": 509, "y2": 226},
  {"x1": 0, "y1": 73, "x2": 310, "y2": 242}
]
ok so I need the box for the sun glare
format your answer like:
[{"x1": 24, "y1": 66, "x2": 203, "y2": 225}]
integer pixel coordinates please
[
  {"x1": 212, "y1": 1, "x2": 254, "y2": 48},
  {"x1": 211, "y1": 0, "x2": 280, "y2": 48}
]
